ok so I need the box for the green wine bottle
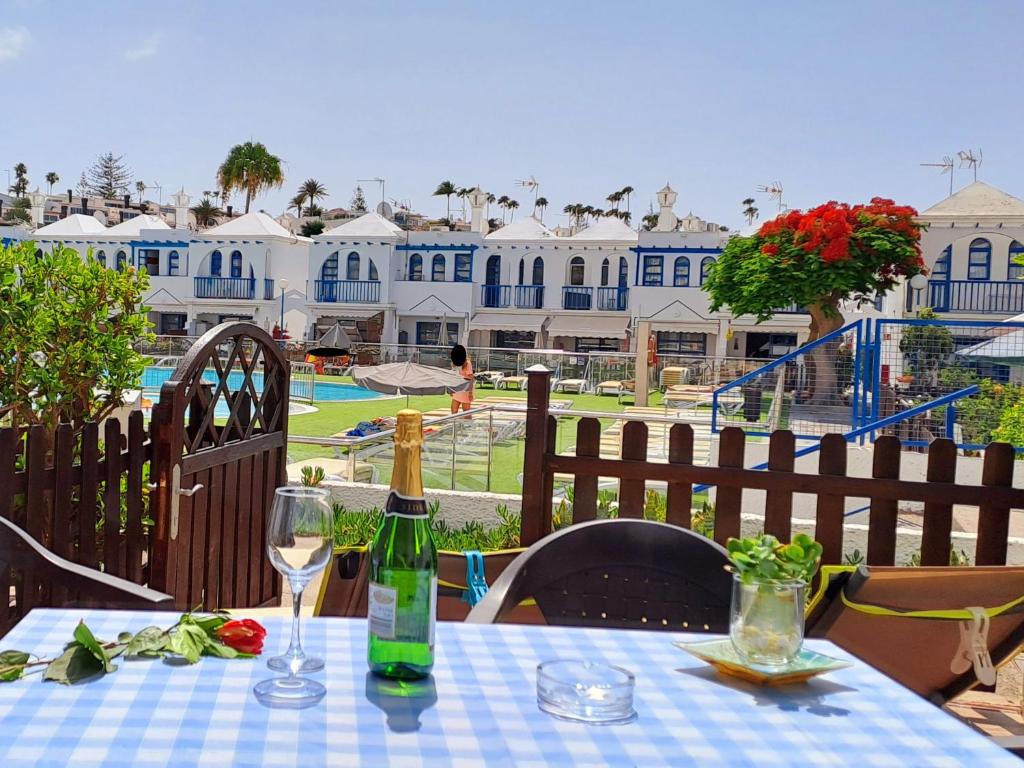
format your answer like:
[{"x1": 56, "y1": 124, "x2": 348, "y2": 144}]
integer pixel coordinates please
[{"x1": 368, "y1": 409, "x2": 438, "y2": 679}]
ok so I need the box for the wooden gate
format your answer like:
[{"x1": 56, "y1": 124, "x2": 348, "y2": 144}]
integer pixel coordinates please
[{"x1": 149, "y1": 322, "x2": 289, "y2": 609}]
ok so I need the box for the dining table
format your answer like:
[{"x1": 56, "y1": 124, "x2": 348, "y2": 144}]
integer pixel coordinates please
[{"x1": 0, "y1": 608, "x2": 1015, "y2": 767}]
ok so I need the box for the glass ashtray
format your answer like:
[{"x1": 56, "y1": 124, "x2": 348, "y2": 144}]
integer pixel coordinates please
[{"x1": 536, "y1": 660, "x2": 637, "y2": 725}]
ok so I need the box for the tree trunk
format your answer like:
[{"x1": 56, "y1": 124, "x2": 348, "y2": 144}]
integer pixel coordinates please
[{"x1": 804, "y1": 303, "x2": 845, "y2": 407}]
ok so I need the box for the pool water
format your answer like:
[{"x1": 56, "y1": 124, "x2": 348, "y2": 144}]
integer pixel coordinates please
[{"x1": 140, "y1": 366, "x2": 383, "y2": 407}]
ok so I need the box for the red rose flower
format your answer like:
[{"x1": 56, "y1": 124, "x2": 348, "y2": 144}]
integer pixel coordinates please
[{"x1": 216, "y1": 619, "x2": 266, "y2": 654}]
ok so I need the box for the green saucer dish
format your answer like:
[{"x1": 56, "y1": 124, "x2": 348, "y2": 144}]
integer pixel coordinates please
[{"x1": 675, "y1": 638, "x2": 852, "y2": 686}]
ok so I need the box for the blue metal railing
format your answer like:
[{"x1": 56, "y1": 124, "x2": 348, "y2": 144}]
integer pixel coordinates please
[
  {"x1": 711, "y1": 320, "x2": 863, "y2": 433},
  {"x1": 694, "y1": 384, "x2": 983, "y2": 494},
  {"x1": 596, "y1": 287, "x2": 629, "y2": 311},
  {"x1": 515, "y1": 285, "x2": 544, "y2": 309},
  {"x1": 194, "y1": 276, "x2": 256, "y2": 300},
  {"x1": 562, "y1": 286, "x2": 593, "y2": 310},
  {"x1": 481, "y1": 284, "x2": 511, "y2": 308},
  {"x1": 314, "y1": 280, "x2": 381, "y2": 303},
  {"x1": 920, "y1": 280, "x2": 1024, "y2": 314},
  {"x1": 263, "y1": 278, "x2": 274, "y2": 300}
]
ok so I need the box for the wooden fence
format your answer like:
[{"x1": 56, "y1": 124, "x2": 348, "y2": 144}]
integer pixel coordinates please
[
  {"x1": 520, "y1": 368, "x2": 1024, "y2": 566},
  {"x1": 0, "y1": 411, "x2": 149, "y2": 627}
]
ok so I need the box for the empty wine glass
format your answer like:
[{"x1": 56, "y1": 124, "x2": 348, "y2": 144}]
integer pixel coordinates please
[{"x1": 253, "y1": 487, "x2": 333, "y2": 708}]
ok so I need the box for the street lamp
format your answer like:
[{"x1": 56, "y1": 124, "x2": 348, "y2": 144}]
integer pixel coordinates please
[{"x1": 278, "y1": 278, "x2": 289, "y2": 339}]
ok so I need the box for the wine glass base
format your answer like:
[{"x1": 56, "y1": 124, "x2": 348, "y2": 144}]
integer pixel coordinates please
[
  {"x1": 253, "y1": 676, "x2": 326, "y2": 709},
  {"x1": 267, "y1": 654, "x2": 324, "y2": 674}
]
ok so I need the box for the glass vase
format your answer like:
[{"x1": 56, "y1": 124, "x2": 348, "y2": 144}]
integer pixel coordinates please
[{"x1": 729, "y1": 574, "x2": 805, "y2": 666}]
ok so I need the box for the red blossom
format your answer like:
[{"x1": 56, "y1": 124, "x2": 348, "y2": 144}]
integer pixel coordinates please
[
  {"x1": 216, "y1": 619, "x2": 266, "y2": 655},
  {"x1": 761, "y1": 244, "x2": 779, "y2": 256}
]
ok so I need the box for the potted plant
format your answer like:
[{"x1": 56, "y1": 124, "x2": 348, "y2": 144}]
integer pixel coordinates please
[{"x1": 726, "y1": 533, "x2": 822, "y2": 666}]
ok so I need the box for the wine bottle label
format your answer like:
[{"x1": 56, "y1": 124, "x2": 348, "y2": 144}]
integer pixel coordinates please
[
  {"x1": 368, "y1": 581, "x2": 398, "y2": 640},
  {"x1": 369, "y1": 571, "x2": 436, "y2": 644},
  {"x1": 384, "y1": 491, "x2": 428, "y2": 519}
]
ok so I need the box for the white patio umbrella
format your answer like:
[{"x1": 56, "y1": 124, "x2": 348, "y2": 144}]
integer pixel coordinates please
[
  {"x1": 351, "y1": 362, "x2": 471, "y2": 397},
  {"x1": 956, "y1": 329, "x2": 1024, "y2": 365}
]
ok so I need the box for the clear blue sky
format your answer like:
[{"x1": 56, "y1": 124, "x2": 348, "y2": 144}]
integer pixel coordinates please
[{"x1": 2, "y1": 0, "x2": 1022, "y2": 228}]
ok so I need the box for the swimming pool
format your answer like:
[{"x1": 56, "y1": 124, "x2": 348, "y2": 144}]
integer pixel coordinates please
[{"x1": 140, "y1": 366, "x2": 384, "y2": 402}]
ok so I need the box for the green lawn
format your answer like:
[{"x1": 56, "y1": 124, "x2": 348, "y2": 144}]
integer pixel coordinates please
[{"x1": 286, "y1": 378, "x2": 667, "y2": 493}]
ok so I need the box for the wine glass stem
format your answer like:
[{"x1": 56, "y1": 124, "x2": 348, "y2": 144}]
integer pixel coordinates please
[{"x1": 285, "y1": 579, "x2": 305, "y2": 669}]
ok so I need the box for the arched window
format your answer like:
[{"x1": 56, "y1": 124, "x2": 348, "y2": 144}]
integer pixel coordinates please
[
  {"x1": 115, "y1": 250, "x2": 127, "y2": 271},
  {"x1": 368, "y1": 258, "x2": 378, "y2": 281},
  {"x1": 518, "y1": 258, "x2": 525, "y2": 285},
  {"x1": 346, "y1": 251, "x2": 360, "y2": 281},
  {"x1": 431, "y1": 254, "x2": 446, "y2": 281},
  {"x1": 168, "y1": 250, "x2": 180, "y2": 276},
  {"x1": 569, "y1": 256, "x2": 585, "y2": 286},
  {"x1": 485, "y1": 254, "x2": 500, "y2": 285},
  {"x1": 409, "y1": 254, "x2": 423, "y2": 281},
  {"x1": 600, "y1": 258, "x2": 610, "y2": 287},
  {"x1": 700, "y1": 256, "x2": 715, "y2": 285},
  {"x1": 321, "y1": 252, "x2": 339, "y2": 281},
  {"x1": 230, "y1": 250, "x2": 242, "y2": 278},
  {"x1": 968, "y1": 238, "x2": 991, "y2": 280},
  {"x1": 96, "y1": 250, "x2": 106, "y2": 268},
  {"x1": 210, "y1": 249, "x2": 222, "y2": 276},
  {"x1": 932, "y1": 245, "x2": 950, "y2": 280},
  {"x1": 532, "y1": 256, "x2": 544, "y2": 285},
  {"x1": 673, "y1": 256, "x2": 690, "y2": 287},
  {"x1": 1009, "y1": 241, "x2": 1024, "y2": 280},
  {"x1": 618, "y1": 256, "x2": 628, "y2": 287}
]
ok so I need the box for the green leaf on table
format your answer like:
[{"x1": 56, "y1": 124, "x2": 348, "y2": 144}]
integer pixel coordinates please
[
  {"x1": 169, "y1": 624, "x2": 206, "y2": 664},
  {"x1": 200, "y1": 641, "x2": 238, "y2": 659},
  {"x1": 73, "y1": 621, "x2": 117, "y2": 673},
  {"x1": 192, "y1": 615, "x2": 229, "y2": 638},
  {"x1": 0, "y1": 650, "x2": 30, "y2": 682},
  {"x1": 43, "y1": 645, "x2": 104, "y2": 684},
  {"x1": 125, "y1": 626, "x2": 168, "y2": 658}
]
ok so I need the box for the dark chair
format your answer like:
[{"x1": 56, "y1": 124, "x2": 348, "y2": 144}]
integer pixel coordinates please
[
  {"x1": 466, "y1": 519, "x2": 732, "y2": 632},
  {"x1": 0, "y1": 515, "x2": 174, "y2": 638}
]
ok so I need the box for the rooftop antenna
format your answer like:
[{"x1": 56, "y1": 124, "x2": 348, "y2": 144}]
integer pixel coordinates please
[
  {"x1": 920, "y1": 155, "x2": 955, "y2": 196},
  {"x1": 515, "y1": 175, "x2": 540, "y2": 202},
  {"x1": 757, "y1": 182, "x2": 784, "y2": 212},
  {"x1": 957, "y1": 149, "x2": 982, "y2": 182},
  {"x1": 358, "y1": 177, "x2": 386, "y2": 206}
]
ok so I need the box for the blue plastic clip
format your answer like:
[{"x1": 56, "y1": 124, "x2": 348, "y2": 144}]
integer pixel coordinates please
[{"x1": 462, "y1": 550, "x2": 488, "y2": 607}]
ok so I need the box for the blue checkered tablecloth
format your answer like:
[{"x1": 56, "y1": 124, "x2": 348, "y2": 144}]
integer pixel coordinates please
[{"x1": 0, "y1": 609, "x2": 1013, "y2": 767}]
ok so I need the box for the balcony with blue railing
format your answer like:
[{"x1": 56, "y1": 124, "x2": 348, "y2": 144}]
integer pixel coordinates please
[
  {"x1": 596, "y1": 286, "x2": 629, "y2": 311},
  {"x1": 481, "y1": 284, "x2": 511, "y2": 308},
  {"x1": 515, "y1": 285, "x2": 544, "y2": 309},
  {"x1": 315, "y1": 279, "x2": 381, "y2": 303},
  {"x1": 194, "y1": 276, "x2": 256, "y2": 300},
  {"x1": 916, "y1": 280, "x2": 1024, "y2": 314},
  {"x1": 264, "y1": 278, "x2": 275, "y2": 300},
  {"x1": 562, "y1": 286, "x2": 593, "y2": 310}
]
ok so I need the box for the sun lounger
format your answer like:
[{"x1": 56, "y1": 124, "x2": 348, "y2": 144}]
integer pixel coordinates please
[
  {"x1": 496, "y1": 376, "x2": 527, "y2": 390},
  {"x1": 474, "y1": 370, "x2": 505, "y2": 388},
  {"x1": 553, "y1": 378, "x2": 587, "y2": 393},
  {"x1": 595, "y1": 380, "x2": 623, "y2": 395}
]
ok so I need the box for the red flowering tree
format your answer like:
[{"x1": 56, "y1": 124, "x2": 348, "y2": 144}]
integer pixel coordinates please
[{"x1": 704, "y1": 198, "x2": 925, "y2": 402}]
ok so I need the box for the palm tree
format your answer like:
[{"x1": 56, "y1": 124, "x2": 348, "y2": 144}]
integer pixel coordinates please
[
  {"x1": 299, "y1": 178, "x2": 328, "y2": 216},
  {"x1": 592, "y1": 208, "x2": 605, "y2": 219},
  {"x1": 742, "y1": 197, "x2": 759, "y2": 225},
  {"x1": 582, "y1": 205, "x2": 595, "y2": 226},
  {"x1": 507, "y1": 199, "x2": 520, "y2": 222},
  {"x1": 497, "y1": 195, "x2": 511, "y2": 224},
  {"x1": 289, "y1": 193, "x2": 306, "y2": 218},
  {"x1": 10, "y1": 162, "x2": 28, "y2": 197},
  {"x1": 216, "y1": 141, "x2": 285, "y2": 213},
  {"x1": 606, "y1": 191, "x2": 622, "y2": 210},
  {"x1": 135, "y1": 180, "x2": 146, "y2": 204},
  {"x1": 620, "y1": 186, "x2": 635, "y2": 212},
  {"x1": 433, "y1": 180, "x2": 457, "y2": 220},
  {"x1": 190, "y1": 198, "x2": 222, "y2": 228},
  {"x1": 619, "y1": 210, "x2": 632, "y2": 225},
  {"x1": 642, "y1": 212, "x2": 659, "y2": 231},
  {"x1": 534, "y1": 196, "x2": 549, "y2": 221},
  {"x1": 45, "y1": 172, "x2": 59, "y2": 195}
]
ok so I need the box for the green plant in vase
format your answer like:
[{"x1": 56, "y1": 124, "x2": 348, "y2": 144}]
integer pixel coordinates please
[{"x1": 726, "y1": 533, "x2": 823, "y2": 666}]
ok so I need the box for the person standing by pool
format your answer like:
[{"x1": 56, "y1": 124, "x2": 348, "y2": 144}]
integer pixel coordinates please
[{"x1": 450, "y1": 344, "x2": 474, "y2": 414}]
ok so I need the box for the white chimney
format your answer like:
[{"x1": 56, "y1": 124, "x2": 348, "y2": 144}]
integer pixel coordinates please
[
  {"x1": 655, "y1": 184, "x2": 679, "y2": 232},
  {"x1": 28, "y1": 189, "x2": 46, "y2": 228},
  {"x1": 172, "y1": 188, "x2": 191, "y2": 229},
  {"x1": 468, "y1": 186, "x2": 489, "y2": 235}
]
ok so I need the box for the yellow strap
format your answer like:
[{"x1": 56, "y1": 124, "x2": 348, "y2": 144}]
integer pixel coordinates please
[
  {"x1": 840, "y1": 589, "x2": 1024, "y2": 620},
  {"x1": 804, "y1": 565, "x2": 858, "y2": 617}
]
